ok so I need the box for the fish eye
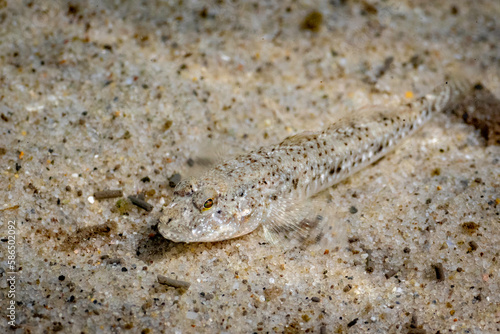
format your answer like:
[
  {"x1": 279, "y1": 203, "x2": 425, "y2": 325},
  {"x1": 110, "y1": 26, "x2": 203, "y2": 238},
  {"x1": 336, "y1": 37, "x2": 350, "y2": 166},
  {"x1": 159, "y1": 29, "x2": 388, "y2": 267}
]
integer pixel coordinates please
[
  {"x1": 203, "y1": 198, "x2": 213, "y2": 211},
  {"x1": 193, "y1": 186, "x2": 217, "y2": 211}
]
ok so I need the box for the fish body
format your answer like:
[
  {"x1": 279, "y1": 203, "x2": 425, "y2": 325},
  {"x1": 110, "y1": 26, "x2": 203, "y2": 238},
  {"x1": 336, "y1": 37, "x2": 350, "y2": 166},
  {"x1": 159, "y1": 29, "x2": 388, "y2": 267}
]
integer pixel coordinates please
[{"x1": 159, "y1": 78, "x2": 471, "y2": 243}]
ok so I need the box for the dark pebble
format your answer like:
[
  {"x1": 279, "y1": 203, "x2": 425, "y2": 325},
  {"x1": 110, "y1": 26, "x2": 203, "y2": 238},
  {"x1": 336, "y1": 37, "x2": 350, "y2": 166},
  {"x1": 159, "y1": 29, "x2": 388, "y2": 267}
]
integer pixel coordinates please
[
  {"x1": 163, "y1": 119, "x2": 173, "y2": 131},
  {"x1": 128, "y1": 195, "x2": 153, "y2": 212},
  {"x1": 432, "y1": 263, "x2": 445, "y2": 282},
  {"x1": 349, "y1": 206, "x2": 358, "y2": 214},
  {"x1": 311, "y1": 296, "x2": 320, "y2": 302},
  {"x1": 385, "y1": 269, "x2": 398, "y2": 279},
  {"x1": 348, "y1": 236, "x2": 359, "y2": 243},
  {"x1": 468, "y1": 240, "x2": 478, "y2": 251},
  {"x1": 168, "y1": 173, "x2": 181, "y2": 188},
  {"x1": 141, "y1": 176, "x2": 151, "y2": 183},
  {"x1": 301, "y1": 11, "x2": 323, "y2": 32},
  {"x1": 347, "y1": 318, "x2": 358, "y2": 327},
  {"x1": 58, "y1": 275, "x2": 65, "y2": 281},
  {"x1": 187, "y1": 158, "x2": 195, "y2": 167},
  {"x1": 121, "y1": 267, "x2": 128, "y2": 272}
]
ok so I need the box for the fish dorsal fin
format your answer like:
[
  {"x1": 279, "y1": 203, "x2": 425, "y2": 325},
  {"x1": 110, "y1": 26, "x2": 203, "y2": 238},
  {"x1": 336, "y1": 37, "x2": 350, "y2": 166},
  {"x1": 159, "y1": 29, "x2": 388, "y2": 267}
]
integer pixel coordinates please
[
  {"x1": 279, "y1": 131, "x2": 316, "y2": 146},
  {"x1": 183, "y1": 138, "x2": 250, "y2": 178}
]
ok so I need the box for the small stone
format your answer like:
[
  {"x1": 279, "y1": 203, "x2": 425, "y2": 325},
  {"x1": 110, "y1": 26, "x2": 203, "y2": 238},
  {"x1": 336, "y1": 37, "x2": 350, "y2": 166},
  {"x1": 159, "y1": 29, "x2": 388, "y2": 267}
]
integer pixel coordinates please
[
  {"x1": 468, "y1": 240, "x2": 478, "y2": 251},
  {"x1": 385, "y1": 269, "x2": 398, "y2": 279},
  {"x1": 311, "y1": 296, "x2": 321, "y2": 302},
  {"x1": 203, "y1": 292, "x2": 214, "y2": 300},
  {"x1": 168, "y1": 173, "x2": 182, "y2": 188},
  {"x1": 347, "y1": 318, "x2": 358, "y2": 327},
  {"x1": 158, "y1": 275, "x2": 191, "y2": 289},
  {"x1": 163, "y1": 119, "x2": 173, "y2": 131},
  {"x1": 349, "y1": 206, "x2": 358, "y2": 214},
  {"x1": 58, "y1": 275, "x2": 65, "y2": 281},
  {"x1": 343, "y1": 284, "x2": 352, "y2": 292},
  {"x1": 461, "y1": 222, "x2": 480, "y2": 235},
  {"x1": 432, "y1": 263, "x2": 445, "y2": 282},
  {"x1": 128, "y1": 195, "x2": 153, "y2": 212},
  {"x1": 301, "y1": 11, "x2": 323, "y2": 32},
  {"x1": 94, "y1": 189, "x2": 123, "y2": 200}
]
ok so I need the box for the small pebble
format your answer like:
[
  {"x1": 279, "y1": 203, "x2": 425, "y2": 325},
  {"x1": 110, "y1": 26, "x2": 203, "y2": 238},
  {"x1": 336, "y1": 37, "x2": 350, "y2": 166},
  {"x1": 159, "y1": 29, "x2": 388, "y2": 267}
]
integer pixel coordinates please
[
  {"x1": 94, "y1": 189, "x2": 123, "y2": 200},
  {"x1": 349, "y1": 206, "x2": 358, "y2": 214},
  {"x1": 168, "y1": 173, "x2": 182, "y2": 188},
  {"x1": 128, "y1": 195, "x2": 153, "y2": 212},
  {"x1": 311, "y1": 296, "x2": 321, "y2": 302},
  {"x1": 385, "y1": 269, "x2": 398, "y2": 279},
  {"x1": 347, "y1": 318, "x2": 358, "y2": 327},
  {"x1": 343, "y1": 284, "x2": 352, "y2": 292},
  {"x1": 365, "y1": 255, "x2": 374, "y2": 273},
  {"x1": 301, "y1": 11, "x2": 323, "y2": 32},
  {"x1": 157, "y1": 275, "x2": 191, "y2": 289},
  {"x1": 432, "y1": 263, "x2": 445, "y2": 282}
]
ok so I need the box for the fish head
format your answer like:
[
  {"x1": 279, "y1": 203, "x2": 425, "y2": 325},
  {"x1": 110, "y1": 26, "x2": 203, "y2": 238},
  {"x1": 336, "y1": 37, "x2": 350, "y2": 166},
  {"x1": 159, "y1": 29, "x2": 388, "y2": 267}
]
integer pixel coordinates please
[{"x1": 158, "y1": 174, "x2": 259, "y2": 242}]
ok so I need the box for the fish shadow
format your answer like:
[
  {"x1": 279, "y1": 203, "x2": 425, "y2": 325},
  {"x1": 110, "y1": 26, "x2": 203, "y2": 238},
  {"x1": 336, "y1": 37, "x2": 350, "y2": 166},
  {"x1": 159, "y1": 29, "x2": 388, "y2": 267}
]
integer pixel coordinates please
[{"x1": 134, "y1": 221, "x2": 192, "y2": 263}]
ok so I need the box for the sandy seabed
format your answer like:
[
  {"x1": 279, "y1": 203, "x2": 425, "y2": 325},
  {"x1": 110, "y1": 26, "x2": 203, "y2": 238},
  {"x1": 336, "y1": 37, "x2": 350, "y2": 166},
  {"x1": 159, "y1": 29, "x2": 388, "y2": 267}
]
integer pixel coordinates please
[{"x1": 0, "y1": 1, "x2": 499, "y2": 333}]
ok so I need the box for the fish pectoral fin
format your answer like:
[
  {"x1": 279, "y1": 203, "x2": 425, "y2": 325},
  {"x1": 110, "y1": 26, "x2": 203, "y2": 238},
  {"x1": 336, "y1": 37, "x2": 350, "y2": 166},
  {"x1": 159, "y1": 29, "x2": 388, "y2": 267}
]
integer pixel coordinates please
[{"x1": 262, "y1": 198, "x2": 329, "y2": 248}]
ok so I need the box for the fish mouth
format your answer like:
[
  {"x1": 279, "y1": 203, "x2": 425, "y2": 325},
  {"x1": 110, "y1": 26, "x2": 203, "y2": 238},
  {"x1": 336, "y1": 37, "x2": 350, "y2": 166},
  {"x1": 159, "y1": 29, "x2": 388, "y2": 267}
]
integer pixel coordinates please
[
  {"x1": 158, "y1": 223, "x2": 193, "y2": 243},
  {"x1": 157, "y1": 214, "x2": 194, "y2": 243}
]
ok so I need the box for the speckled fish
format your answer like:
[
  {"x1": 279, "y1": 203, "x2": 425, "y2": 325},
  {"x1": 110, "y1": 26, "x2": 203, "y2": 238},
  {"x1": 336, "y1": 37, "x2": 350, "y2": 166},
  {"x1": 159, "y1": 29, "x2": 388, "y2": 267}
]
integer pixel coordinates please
[{"x1": 158, "y1": 77, "x2": 471, "y2": 243}]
